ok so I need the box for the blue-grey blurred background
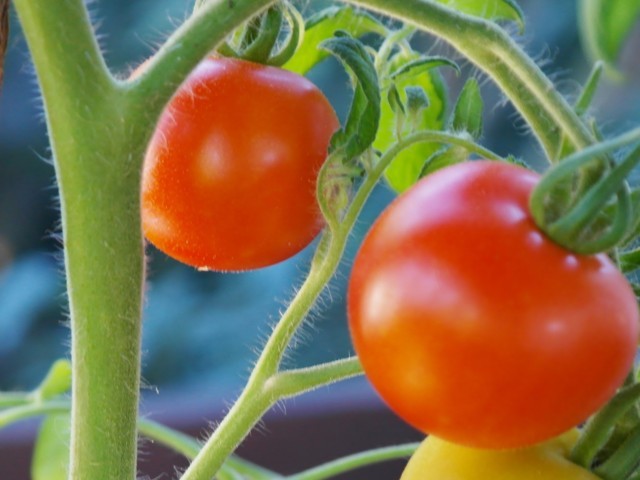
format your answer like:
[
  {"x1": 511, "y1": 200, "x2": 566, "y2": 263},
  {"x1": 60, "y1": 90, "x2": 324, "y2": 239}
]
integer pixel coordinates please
[{"x1": 0, "y1": 0, "x2": 639, "y2": 476}]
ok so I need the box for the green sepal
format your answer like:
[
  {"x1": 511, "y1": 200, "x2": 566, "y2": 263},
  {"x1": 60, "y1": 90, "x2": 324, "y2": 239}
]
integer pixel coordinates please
[
  {"x1": 283, "y1": 6, "x2": 386, "y2": 75},
  {"x1": 452, "y1": 78, "x2": 483, "y2": 139},
  {"x1": 32, "y1": 413, "x2": 70, "y2": 480}
]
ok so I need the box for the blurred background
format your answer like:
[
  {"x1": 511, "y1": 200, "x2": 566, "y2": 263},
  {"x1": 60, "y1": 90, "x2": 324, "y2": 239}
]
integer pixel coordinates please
[{"x1": 0, "y1": 0, "x2": 639, "y2": 478}]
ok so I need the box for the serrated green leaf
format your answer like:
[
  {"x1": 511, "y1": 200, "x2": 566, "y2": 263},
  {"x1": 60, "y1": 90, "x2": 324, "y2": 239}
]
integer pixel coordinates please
[
  {"x1": 374, "y1": 54, "x2": 448, "y2": 193},
  {"x1": 420, "y1": 145, "x2": 468, "y2": 178},
  {"x1": 452, "y1": 78, "x2": 483, "y2": 138},
  {"x1": 322, "y1": 35, "x2": 380, "y2": 159},
  {"x1": 32, "y1": 414, "x2": 70, "y2": 480},
  {"x1": 579, "y1": 0, "x2": 640, "y2": 78},
  {"x1": 283, "y1": 6, "x2": 387, "y2": 75},
  {"x1": 435, "y1": 0, "x2": 525, "y2": 32}
]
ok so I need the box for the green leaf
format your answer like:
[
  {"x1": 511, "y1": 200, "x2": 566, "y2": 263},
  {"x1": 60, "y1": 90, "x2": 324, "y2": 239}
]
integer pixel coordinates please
[
  {"x1": 32, "y1": 413, "x2": 70, "y2": 480},
  {"x1": 374, "y1": 54, "x2": 448, "y2": 193},
  {"x1": 578, "y1": 0, "x2": 640, "y2": 78},
  {"x1": 33, "y1": 360, "x2": 72, "y2": 401},
  {"x1": 322, "y1": 34, "x2": 380, "y2": 159},
  {"x1": 436, "y1": 0, "x2": 525, "y2": 32},
  {"x1": 283, "y1": 6, "x2": 387, "y2": 75},
  {"x1": 420, "y1": 145, "x2": 468, "y2": 178},
  {"x1": 452, "y1": 78, "x2": 483, "y2": 138},
  {"x1": 387, "y1": 83, "x2": 405, "y2": 115}
]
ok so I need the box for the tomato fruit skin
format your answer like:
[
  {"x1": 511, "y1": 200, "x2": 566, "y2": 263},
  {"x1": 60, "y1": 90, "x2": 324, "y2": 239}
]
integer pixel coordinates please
[
  {"x1": 400, "y1": 430, "x2": 601, "y2": 480},
  {"x1": 348, "y1": 160, "x2": 639, "y2": 449},
  {"x1": 142, "y1": 57, "x2": 339, "y2": 271}
]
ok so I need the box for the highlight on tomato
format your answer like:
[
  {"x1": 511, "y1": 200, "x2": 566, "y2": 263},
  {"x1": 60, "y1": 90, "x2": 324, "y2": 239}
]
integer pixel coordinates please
[
  {"x1": 348, "y1": 160, "x2": 639, "y2": 449},
  {"x1": 141, "y1": 56, "x2": 339, "y2": 271},
  {"x1": 401, "y1": 430, "x2": 600, "y2": 480}
]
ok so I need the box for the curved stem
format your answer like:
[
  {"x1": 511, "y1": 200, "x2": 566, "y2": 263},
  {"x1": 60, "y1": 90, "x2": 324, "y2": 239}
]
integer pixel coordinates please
[
  {"x1": 137, "y1": 419, "x2": 278, "y2": 480},
  {"x1": 180, "y1": 129, "x2": 488, "y2": 479},
  {"x1": 285, "y1": 443, "x2": 420, "y2": 480},
  {"x1": 343, "y1": 0, "x2": 594, "y2": 161},
  {"x1": 126, "y1": 0, "x2": 275, "y2": 123},
  {"x1": 0, "y1": 400, "x2": 70, "y2": 429}
]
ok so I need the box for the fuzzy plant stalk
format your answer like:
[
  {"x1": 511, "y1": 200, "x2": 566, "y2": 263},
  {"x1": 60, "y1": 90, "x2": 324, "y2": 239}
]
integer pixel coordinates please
[{"x1": 10, "y1": 0, "x2": 273, "y2": 478}]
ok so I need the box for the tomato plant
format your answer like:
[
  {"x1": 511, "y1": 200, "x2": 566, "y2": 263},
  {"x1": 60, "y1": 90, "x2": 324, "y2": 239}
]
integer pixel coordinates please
[
  {"x1": 348, "y1": 160, "x2": 639, "y2": 449},
  {"x1": 141, "y1": 56, "x2": 339, "y2": 271},
  {"x1": 5, "y1": 0, "x2": 640, "y2": 478},
  {"x1": 401, "y1": 430, "x2": 600, "y2": 480}
]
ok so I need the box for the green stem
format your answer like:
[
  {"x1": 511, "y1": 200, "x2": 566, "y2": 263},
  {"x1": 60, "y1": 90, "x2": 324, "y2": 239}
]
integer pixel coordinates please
[
  {"x1": 0, "y1": 400, "x2": 69, "y2": 429},
  {"x1": 11, "y1": 1, "x2": 146, "y2": 479},
  {"x1": 343, "y1": 0, "x2": 594, "y2": 161},
  {"x1": 269, "y1": 357, "x2": 363, "y2": 399},
  {"x1": 0, "y1": 392, "x2": 30, "y2": 409},
  {"x1": 138, "y1": 418, "x2": 201, "y2": 460},
  {"x1": 137, "y1": 419, "x2": 277, "y2": 479},
  {"x1": 285, "y1": 443, "x2": 420, "y2": 480},
  {"x1": 127, "y1": 0, "x2": 276, "y2": 122},
  {"x1": 179, "y1": 133, "x2": 472, "y2": 480}
]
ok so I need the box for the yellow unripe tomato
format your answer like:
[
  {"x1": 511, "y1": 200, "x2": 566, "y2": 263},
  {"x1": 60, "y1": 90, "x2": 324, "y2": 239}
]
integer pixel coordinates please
[{"x1": 401, "y1": 430, "x2": 600, "y2": 480}]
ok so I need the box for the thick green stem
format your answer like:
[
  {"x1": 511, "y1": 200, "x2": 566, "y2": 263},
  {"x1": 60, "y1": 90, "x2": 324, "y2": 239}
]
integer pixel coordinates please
[
  {"x1": 11, "y1": 1, "x2": 145, "y2": 479},
  {"x1": 344, "y1": 0, "x2": 594, "y2": 160}
]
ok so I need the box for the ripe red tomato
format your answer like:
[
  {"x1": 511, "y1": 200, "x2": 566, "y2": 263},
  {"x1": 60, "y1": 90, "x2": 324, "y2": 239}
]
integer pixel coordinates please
[
  {"x1": 348, "y1": 160, "x2": 639, "y2": 449},
  {"x1": 142, "y1": 57, "x2": 339, "y2": 271}
]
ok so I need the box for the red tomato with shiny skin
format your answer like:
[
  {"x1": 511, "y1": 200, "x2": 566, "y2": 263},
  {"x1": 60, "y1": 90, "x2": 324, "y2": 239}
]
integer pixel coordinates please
[
  {"x1": 142, "y1": 57, "x2": 339, "y2": 271},
  {"x1": 348, "y1": 160, "x2": 639, "y2": 449}
]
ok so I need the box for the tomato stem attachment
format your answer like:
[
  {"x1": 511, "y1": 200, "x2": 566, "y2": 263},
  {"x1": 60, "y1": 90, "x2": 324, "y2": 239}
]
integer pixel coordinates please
[
  {"x1": 530, "y1": 127, "x2": 640, "y2": 254},
  {"x1": 215, "y1": 1, "x2": 305, "y2": 67}
]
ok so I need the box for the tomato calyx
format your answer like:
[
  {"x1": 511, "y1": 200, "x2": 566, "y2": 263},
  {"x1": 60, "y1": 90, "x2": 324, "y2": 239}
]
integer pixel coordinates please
[
  {"x1": 530, "y1": 128, "x2": 640, "y2": 254},
  {"x1": 211, "y1": 1, "x2": 304, "y2": 66},
  {"x1": 571, "y1": 371, "x2": 640, "y2": 480}
]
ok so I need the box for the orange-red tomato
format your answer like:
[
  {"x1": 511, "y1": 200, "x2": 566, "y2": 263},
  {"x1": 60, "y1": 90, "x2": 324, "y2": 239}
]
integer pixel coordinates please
[
  {"x1": 142, "y1": 57, "x2": 339, "y2": 271},
  {"x1": 348, "y1": 160, "x2": 639, "y2": 449}
]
